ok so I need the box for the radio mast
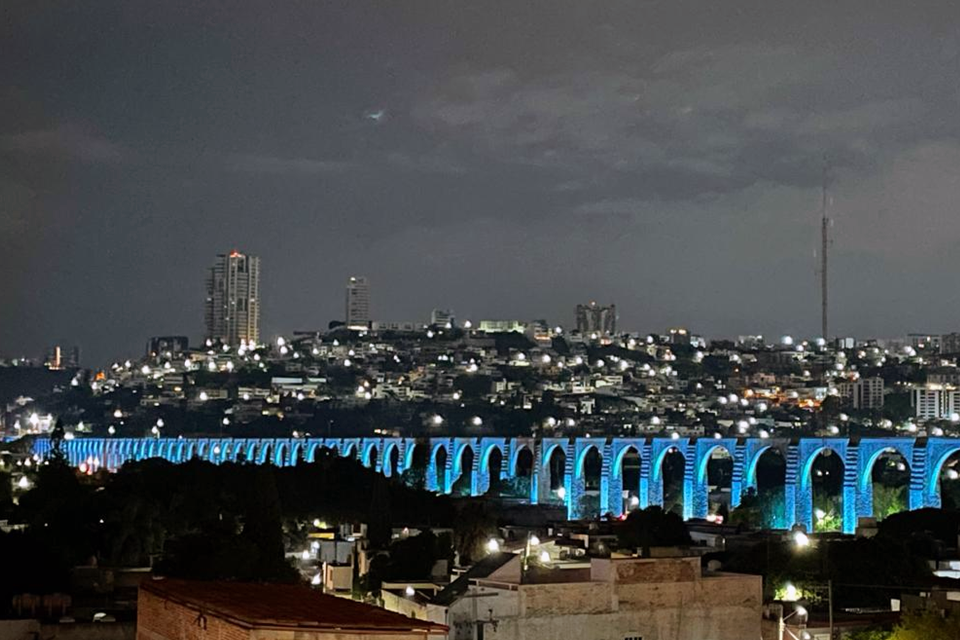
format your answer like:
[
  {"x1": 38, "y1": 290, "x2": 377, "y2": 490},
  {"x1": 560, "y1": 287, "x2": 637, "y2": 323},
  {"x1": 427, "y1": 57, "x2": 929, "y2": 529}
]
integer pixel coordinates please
[{"x1": 820, "y1": 159, "x2": 830, "y2": 341}]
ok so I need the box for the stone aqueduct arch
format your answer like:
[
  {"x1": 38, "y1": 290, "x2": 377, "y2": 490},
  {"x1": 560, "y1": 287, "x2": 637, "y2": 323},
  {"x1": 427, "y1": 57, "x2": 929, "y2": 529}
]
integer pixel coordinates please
[{"x1": 35, "y1": 435, "x2": 960, "y2": 534}]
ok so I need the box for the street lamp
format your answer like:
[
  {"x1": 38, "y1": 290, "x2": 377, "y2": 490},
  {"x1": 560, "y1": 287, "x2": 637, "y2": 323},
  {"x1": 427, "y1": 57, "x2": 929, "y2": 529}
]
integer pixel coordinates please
[{"x1": 780, "y1": 605, "x2": 809, "y2": 640}]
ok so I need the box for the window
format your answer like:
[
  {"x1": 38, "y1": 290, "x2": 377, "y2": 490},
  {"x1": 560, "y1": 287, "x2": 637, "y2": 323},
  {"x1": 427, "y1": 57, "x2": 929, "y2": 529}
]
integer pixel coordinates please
[{"x1": 624, "y1": 636, "x2": 642, "y2": 640}]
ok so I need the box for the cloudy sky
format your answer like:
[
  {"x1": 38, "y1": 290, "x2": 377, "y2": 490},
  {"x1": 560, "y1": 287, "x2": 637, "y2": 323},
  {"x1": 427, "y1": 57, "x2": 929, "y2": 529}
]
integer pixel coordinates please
[{"x1": 3, "y1": 1, "x2": 960, "y2": 364}]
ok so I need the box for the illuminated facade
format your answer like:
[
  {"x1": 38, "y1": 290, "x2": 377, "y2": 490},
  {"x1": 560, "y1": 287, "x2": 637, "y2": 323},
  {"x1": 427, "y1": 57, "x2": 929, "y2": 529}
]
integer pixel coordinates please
[
  {"x1": 345, "y1": 276, "x2": 370, "y2": 330},
  {"x1": 204, "y1": 251, "x2": 261, "y2": 346},
  {"x1": 575, "y1": 302, "x2": 616, "y2": 335}
]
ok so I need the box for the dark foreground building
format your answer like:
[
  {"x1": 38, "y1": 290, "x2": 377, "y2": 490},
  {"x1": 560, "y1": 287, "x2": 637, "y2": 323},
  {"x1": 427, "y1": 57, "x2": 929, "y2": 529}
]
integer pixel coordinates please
[{"x1": 138, "y1": 579, "x2": 447, "y2": 640}]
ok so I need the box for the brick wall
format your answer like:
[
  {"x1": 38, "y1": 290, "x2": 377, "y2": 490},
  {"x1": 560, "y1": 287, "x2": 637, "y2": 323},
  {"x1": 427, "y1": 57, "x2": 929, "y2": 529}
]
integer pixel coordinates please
[
  {"x1": 137, "y1": 589, "x2": 250, "y2": 640},
  {"x1": 137, "y1": 588, "x2": 437, "y2": 640}
]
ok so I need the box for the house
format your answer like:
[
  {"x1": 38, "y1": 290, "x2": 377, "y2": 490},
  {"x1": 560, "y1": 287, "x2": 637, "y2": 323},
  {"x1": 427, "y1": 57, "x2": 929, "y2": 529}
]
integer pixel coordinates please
[{"x1": 137, "y1": 579, "x2": 447, "y2": 640}]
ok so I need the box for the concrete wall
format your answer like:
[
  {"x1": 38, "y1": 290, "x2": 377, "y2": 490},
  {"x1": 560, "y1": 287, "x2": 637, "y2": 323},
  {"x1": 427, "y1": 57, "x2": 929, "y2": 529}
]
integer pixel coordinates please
[{"x1": 446, "y1": 560, "x2": 761, "y2": 640}]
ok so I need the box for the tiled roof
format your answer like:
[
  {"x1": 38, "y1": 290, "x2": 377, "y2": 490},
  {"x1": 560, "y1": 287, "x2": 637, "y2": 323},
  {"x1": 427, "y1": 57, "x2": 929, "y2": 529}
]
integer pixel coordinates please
[{"x1": 141, "y1": 579, "x2": 447, "y2": 633}]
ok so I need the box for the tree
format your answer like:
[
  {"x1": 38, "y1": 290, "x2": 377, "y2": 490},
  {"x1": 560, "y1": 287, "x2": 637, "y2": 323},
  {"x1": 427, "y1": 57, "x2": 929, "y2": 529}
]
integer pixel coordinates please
[
  {"x1": 0, "y1": 470, "x2": 12, "y2": 518},
  {"x1": 616, "y1": 506, "x2": 691, "y2": 556},
  {"x1": 729, "y1": 488, "x2": 764, "y2": 529},
  {"x1": 847, "y1": 628, "x2": 892, "y2": 640},
  {"x1": 577, "y1": 493, "x2": 600, "y2": 520},
  {"x1": 367, "y1": 475, "x2": 393, "y2": 548},
  {"x1": 453, "y1": 502, "x2": 496, "y2": 564},
  {"x1": 890, "y1": 610, "x2": 960, "y2": 640},
  {"x1": 238, "y1": 467, "x2": 297, "y2": 581},
  {"x1": 872, "y1": 484, "x2": 907, "y2": 521},
  {"x1": 499, "y1": 476, "x2": 531, "y2": 499},
  {"x1": 48, "y1": 419, "x2": 67, "y2": 467}
]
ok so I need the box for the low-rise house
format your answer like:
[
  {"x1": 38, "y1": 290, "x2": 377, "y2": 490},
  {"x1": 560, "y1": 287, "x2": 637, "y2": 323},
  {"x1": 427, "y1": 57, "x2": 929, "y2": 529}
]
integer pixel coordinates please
[{"x1": 137, "y1": 579, "x2": 447, "y2": 640}]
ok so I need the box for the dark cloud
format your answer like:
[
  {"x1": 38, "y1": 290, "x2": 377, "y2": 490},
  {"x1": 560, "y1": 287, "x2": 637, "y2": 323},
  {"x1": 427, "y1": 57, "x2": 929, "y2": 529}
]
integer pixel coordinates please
[
  {"x1": 1, "y1": 125, "x2": 125, "y2": 163},
  {"x1": 224, "y1": 153, "x2": 353, "y2": 175},
  {"x1": 3, "y1": 0, "x2": 960, "y2": 364}
]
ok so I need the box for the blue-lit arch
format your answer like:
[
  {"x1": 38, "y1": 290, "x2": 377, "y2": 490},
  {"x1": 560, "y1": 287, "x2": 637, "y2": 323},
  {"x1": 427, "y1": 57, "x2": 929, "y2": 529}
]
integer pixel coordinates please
[
  {"x1": 651, "y1": 444, "x2": 685, "y2": 482},
  {"x1": 613, "y1": 444, "x2": 641, "y2": 476},
  {"x1": 480, "y1": 443, "x2": 505, "y2": 476},
  {"x1": 509, "y1": 444, "x2": 533, "y2": 476},
  {"x1": 927, "y1": 445, "x2": 960, "y2": 497},
  {"x1": 257, "y1": 443, "x2": 273, "y2": 465},
  {"x1": 383, "y1": 442, "x2": 400, "y2": 476},
  {"x1": 362, "y1": 442, "x2": 379, "y2": 468},
  {"x1": 403, "y1": 441, "x2": 421, "y2": 471},
  {"x1": 452, "y1": 442, "x2": 475, "y2": 481},
  {"x1": 575, "y1": 443, "x2": 602, "y2": 477},
  {"x1": 860, "y1": 446, "x2": 910, "y2": 491},
  {"x1": 799, "y1": 446, "x2": 844, "y2": 490},
  {"x1": 697, "y1": 444, "x2": 732, "y2": 484}
]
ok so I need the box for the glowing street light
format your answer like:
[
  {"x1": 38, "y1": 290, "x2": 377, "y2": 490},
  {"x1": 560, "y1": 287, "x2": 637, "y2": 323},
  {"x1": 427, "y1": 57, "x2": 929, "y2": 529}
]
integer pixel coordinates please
[
  {"x1": 782, "y1": 583, "x2": 800, "y2": 602},
  {"x1": 486, "y1": 539, "x2": 500, "y2": 553}
]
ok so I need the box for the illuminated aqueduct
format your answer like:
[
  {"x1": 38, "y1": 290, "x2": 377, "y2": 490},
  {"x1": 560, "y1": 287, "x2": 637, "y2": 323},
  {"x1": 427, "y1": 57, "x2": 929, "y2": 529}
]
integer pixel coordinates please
[{"x1": 34, "y1": 436, "x2": 960, "y2": 534}]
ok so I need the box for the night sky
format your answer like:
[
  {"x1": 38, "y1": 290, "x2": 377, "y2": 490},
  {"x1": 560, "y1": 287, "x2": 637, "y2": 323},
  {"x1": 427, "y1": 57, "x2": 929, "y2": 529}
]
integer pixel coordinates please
[{"x1": 3, "y1": 1, "x2": 960, "y2": 365}]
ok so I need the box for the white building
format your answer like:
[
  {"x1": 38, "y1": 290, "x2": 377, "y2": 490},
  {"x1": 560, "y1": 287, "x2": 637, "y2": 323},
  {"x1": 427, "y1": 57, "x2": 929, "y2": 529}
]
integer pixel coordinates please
[
  {"x1": 431, "y1": 309, "x2": 456, "y2": 327},
  {"x1": 838, "y1": 376, "x2": 884, "y2": 410},
  {"x1": 205, "y1": 251, "x2": 261, "y2": 346},
  {"x1": 428, "y1": 554, "x2": 761, "y2": 640},
  {"x1": 478, "y1": 320, "x2": 526, "y2": 334},
  {"x1": 346, "y1": 276, "x2": 371, "y2": 330},
  {"x1": 913, "y1": 384, "x2": 960, "y2": 420}
]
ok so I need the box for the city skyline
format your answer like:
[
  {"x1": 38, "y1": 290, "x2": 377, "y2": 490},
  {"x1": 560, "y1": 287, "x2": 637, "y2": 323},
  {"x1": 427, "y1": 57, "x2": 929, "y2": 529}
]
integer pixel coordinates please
[
  {"x1": 4, "y1": 1, "x2": 960, "y2": 365},
  {"x1": 7, "y1": 249, "x2": 960, "y2": 366}
]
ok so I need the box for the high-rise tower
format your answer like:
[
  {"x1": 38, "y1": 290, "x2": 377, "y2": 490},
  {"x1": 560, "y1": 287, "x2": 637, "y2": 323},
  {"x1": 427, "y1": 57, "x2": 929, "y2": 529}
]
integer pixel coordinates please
[
  {"x1": 575, "y1": 302, "x2": 617, "y2": 335},
  {"x1": 345, "y1": 276, "x2": 370, "y2": 330},
  {"x1": 205, "y1": 250, "x2": 261, "y2": 345}
]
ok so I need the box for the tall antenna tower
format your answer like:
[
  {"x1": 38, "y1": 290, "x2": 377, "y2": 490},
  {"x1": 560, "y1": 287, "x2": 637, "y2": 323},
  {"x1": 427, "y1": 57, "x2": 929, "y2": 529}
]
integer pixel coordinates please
[{"x1": 820, "y1": 159, "x2": 830, "y2": 340}]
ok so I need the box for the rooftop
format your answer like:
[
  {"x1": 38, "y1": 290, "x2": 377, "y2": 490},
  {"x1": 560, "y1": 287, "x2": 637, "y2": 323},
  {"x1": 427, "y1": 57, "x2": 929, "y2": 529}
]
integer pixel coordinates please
[{"x1": 141, "y1": 578, "x2": 447, "y2": 633}]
